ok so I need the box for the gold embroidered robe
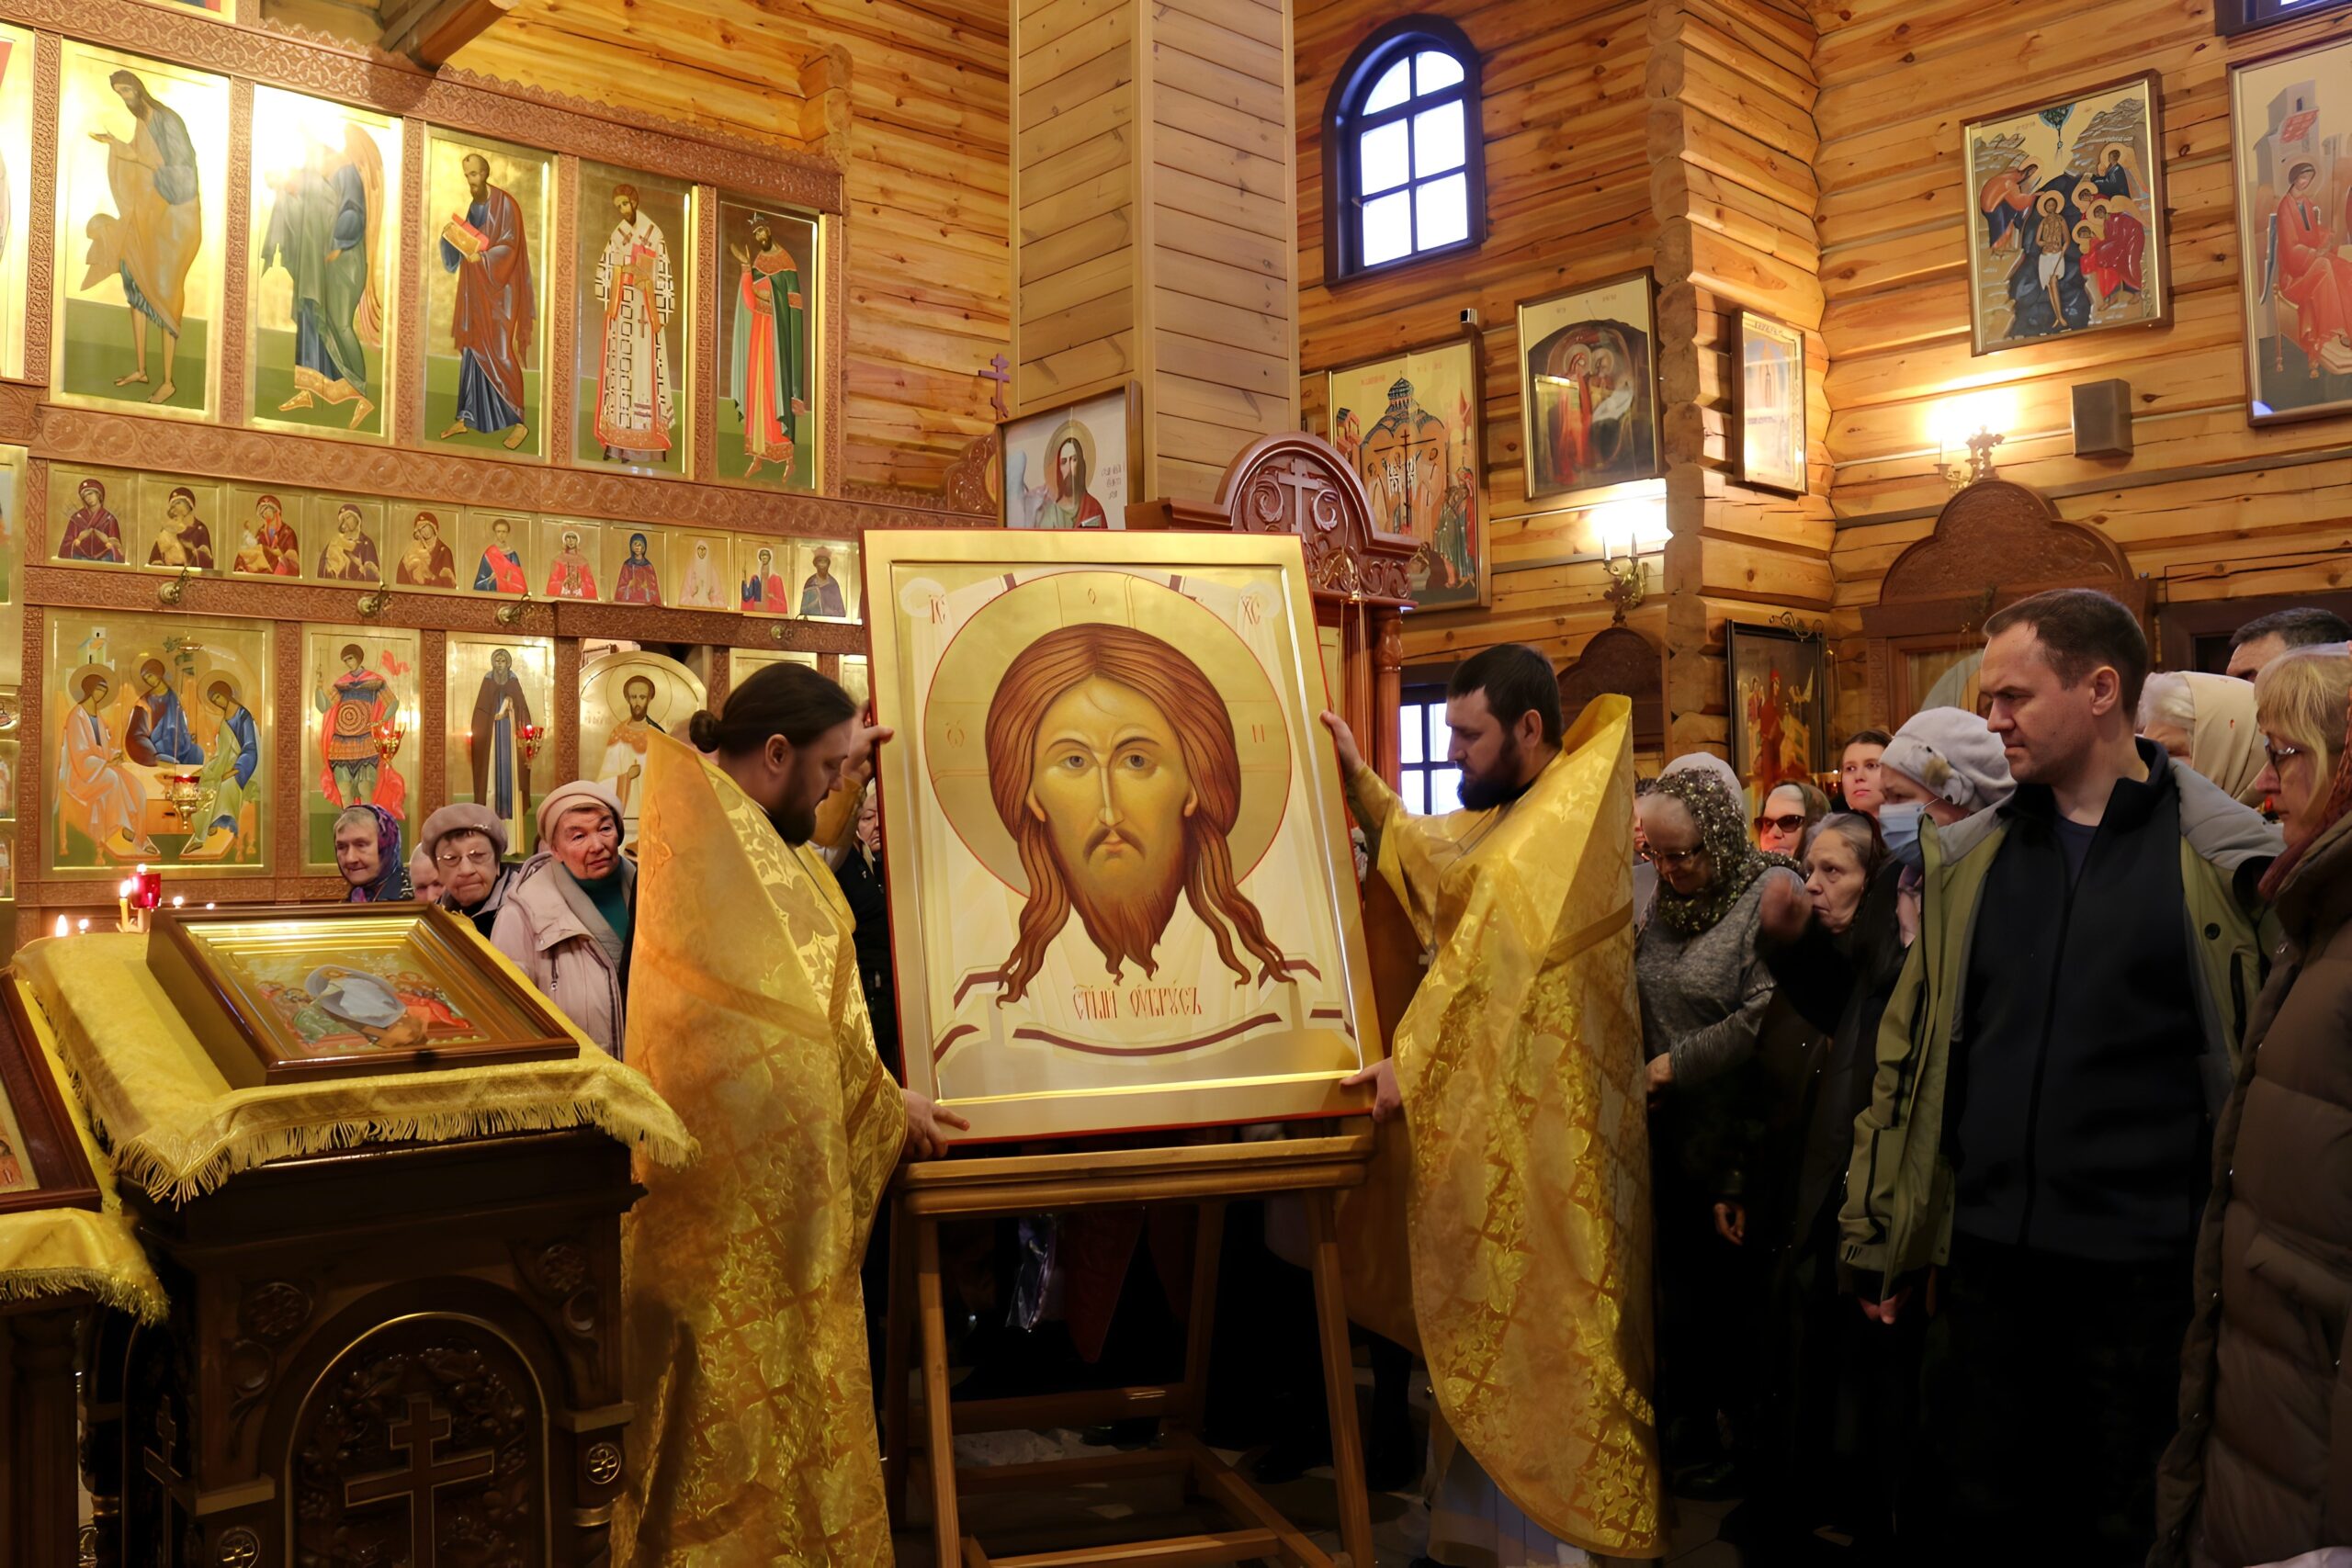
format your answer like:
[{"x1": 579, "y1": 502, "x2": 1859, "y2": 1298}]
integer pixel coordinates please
[
  {"x1": 1349, "y1": 694, "x2": 1663, "y2": 1557},
  {"x1": 616, "y1": 732, "x2": 907, "y2": 1567}
]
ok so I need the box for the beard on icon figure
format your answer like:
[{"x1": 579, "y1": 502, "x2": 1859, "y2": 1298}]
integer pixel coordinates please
[{"x1": 983, "y1": 622, "x2": 1289, "y2": 1003}]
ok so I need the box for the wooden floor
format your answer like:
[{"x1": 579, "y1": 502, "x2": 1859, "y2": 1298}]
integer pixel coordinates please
[{"x1": 888, "y1": 1369, "x2": 1753, "y2": 1566}]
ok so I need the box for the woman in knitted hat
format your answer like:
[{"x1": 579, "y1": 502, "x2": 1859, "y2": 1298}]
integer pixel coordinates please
[
  {"x1": 1733, "y1": 705, "x2": 2010, "y2": 1556},
  {"x1": 490, "y1": 781, "x2": 631, "y2": 1056},
  {"x1": 419, "y1": 801, "x2": 519, "y2": 937}
]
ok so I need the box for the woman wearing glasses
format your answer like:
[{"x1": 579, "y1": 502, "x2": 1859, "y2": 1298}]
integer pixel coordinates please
[
  {"x1": 415, "y1": 802, "x2": 522, "y2": 937},
  {"x1": 2157, "y1": 646, "x2": 2352, "y2": 1567},
  {"x1": 1755, "y1": 778, "x2": 1830, "y2": 856}
]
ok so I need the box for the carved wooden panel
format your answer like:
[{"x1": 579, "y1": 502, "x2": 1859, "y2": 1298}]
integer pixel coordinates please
[
  {"x1": 290, "y1": 1318, "x2": 545, "y2": 1568},
  {"x1": 936, "y1": 432, "x2": 999, "y2": 518},
  {"x1": 1557, "y1": 624, "x2": 1666, "y2": 751},
  {"x1": 1132, "y1": 434, "x2": 1419, "y2": 610},
  {"x1": 1868, "y1": 479, "x2": 2142, "y2": 626}
]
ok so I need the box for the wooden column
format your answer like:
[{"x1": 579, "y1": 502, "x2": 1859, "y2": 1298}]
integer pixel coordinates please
[
  {"x1": 1646, "y1": 0, "x2": 1834, "y2": 757},
  {"x1": 1012, "y1": 0, "x2": 1302, "y2": 503}
]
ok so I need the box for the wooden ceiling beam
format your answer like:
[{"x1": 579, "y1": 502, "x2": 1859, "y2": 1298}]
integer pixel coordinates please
[{"x1": 384, "y1": 0, "x2": 518, "y2": 70}]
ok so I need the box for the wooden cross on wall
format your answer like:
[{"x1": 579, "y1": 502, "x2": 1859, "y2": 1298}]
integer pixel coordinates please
[
  {"x1": 981, "y1": 354, "x2": 1012, "y2": 420},
  {"x1": 343, "y1": 1393, "x2": 496, "y2": 1567}
]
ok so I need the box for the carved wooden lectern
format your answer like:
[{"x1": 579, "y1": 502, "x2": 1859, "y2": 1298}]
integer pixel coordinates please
[{"x1": 96, "y1": 1130, "x2": 639, "y2": 1568}]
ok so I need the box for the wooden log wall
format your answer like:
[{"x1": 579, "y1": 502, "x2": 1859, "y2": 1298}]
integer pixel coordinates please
[
  {"x1": 1815, "y1": 0, "x2": 2352, "y2": 734},
  {"x1": 1295, "y1": 0, "x2": 1657, "y2": 674},
  {"x1": 447, "y1": 0, "x2": 1011, "y2": 493},
  {"x1": 1012, "y1": 0, "x2": 1301, "y2": 503},
  {"x1": 1649, "y1": 0, "x2": 1831, "y2": 755}
]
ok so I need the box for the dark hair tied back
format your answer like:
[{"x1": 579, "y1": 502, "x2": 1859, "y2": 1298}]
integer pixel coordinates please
[{"x1": 690, "y1": 660, "x2": 856, "y2": 758}]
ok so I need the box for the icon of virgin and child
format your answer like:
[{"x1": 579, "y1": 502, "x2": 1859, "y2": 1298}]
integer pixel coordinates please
[{"x1": 907, "y1": 570, "x2": 1359, "y2": 1105}]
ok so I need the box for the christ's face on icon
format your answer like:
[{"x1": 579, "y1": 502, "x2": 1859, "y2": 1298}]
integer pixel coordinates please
[
  {"x1": 624, "y1": 679, "x2": 654, "y2": 721},
  {"x1": 140, "y1": 666, "x2": 164, "y2": 694},
  {"x1": 1057, "y1": 441, "x2": 1082, "y2": 489},
  {"x1": 1025, "y1": 676, "x2": 1196, "y2": 926}
]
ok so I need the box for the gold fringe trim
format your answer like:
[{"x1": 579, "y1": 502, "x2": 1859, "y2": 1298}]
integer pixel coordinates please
[
  {"x1": 0, "y1": 1264, "x2": 167, "y2": 1323},
  {"x1": 82, "y1": 1094, "x2": 698, "y2": 1209}
]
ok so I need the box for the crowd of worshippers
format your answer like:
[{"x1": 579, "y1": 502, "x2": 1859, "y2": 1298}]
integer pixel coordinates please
[{"x1": 314, "y1": 593, "x2": 2352, "y2": 1568}]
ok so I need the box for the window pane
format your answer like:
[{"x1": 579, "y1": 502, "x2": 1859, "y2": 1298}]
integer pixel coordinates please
[
  {"x1": 1430, "y1": 769, "x2": 1463, "y2": 815},
  {"x1": 1359, "y1": 120, "x2": 1409, "y2": 196},
  {"x1": 1415, "y1": 173, "x2": 1469, "y2": 250},
  {"x1": 1363, "y1": 59, "x2": 1411, "y2": 114},
  {"x1": 1413, "y1": 103, "x2": 1465, "y2": 177},
  {"x1": 1362, "y1": 190, "x2": 1412, "y2": 265},
  {"x1": 1404, "y1": 771, "x2": 1428, "y2": 815},
  {"x1": 1400, "y1": 705, "x2": 1424, "y2": 765},
  {"x1": 1414, "y1": 49, "x2": 1464, "y2": 93},
  {"x1": 1427, "y1": 708, "x2": 1452, "y2": 762}
]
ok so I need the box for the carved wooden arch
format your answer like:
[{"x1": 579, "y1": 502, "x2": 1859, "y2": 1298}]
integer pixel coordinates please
[
  {"x1": 1129, "y1": 432, "x2": 1419, "y2": 781},
  {"x1": 1557, "y1": 623, "x2": 1666, "y2": 752},
  {"x1": 1860, "y1": 478, "x2": 2148, "y2": 724}
]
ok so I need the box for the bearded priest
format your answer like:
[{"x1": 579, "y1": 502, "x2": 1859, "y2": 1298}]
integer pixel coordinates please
[
  {"x1": 616, "y1": 661, "x2": 966, "y2": 1566},
  {"x1": 1327, "y1": 646, "x2": 1664, "y2": 1565}
]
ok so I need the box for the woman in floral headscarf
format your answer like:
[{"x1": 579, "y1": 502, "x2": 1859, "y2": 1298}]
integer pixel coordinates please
[
  {"x1": 1634, "y1": 765, "x2": 1805, "y2": 1499},
  {"x1": 334, "y1": 803, "x2": 413, "y2": 903}
]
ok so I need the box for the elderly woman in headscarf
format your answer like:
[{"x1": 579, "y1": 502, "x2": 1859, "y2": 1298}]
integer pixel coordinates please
[
  {"x1": 2140, "y1": 669, "x2": 2267, "y2": 809},
  {"x1": 333, "y1": 803, "x2": 412, "y2": 902},
  {"x1": 1636, "y1": 765, "x2": 1806, "y2": 1497}
]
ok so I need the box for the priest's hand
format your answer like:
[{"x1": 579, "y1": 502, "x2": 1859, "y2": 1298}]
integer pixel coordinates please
[
  {"x1": 1341, "y1": 1057, "x2": 1402, "y2": 1123},
  {"x1": 1645, "y1": 1053, "x2": 1675, "y2": 1107},
  {"x1": 900, "y1": 1088, "x2": 968, "y2": 1160},
  {"x1": 1319, "y1": 710, "x2": 1363, "y2": 778},
  {"x1": 1859, "y1": 1285, "x2": 1913, "y2": 1325},
  {"x1": 845, "y1": 722, "x2": 894, "y2": 785}
]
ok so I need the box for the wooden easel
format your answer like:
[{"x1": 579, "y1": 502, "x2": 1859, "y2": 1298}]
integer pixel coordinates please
[{"x1": 882, "y1": 1133, "x2": 1378, "y2": 1568}]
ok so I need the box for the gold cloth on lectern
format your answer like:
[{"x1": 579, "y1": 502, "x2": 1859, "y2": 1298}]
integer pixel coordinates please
[
  {"x1": 616, "y1": 732, "x2": 907, "y2": 1567},
  {"x1": 1349, "y1": 694, "x2": 1665, "y2": 1557}
]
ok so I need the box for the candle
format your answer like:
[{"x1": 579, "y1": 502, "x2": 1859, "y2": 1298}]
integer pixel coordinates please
[
  {"x1": 76, "y1": 919, "x2": 89, "y2": 934},
  {"x1": 118, "y1": 878, "x2": 131, "y2": 931},
  {"x1": 171, "y1": 896, "x2": 184, "y2": 909},
  {"x1": 205, "y1": 902, "x2": 215, "y2": 910},
  {"x1": 51, "y1": 915, "x2": 65, "y2": 940},
  {"x1": 136, "y1": 869, "x2": 163, "y2": 910}
]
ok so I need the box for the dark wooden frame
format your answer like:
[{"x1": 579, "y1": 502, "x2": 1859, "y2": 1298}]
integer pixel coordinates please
[
  {"x1": 1320, "y1": 15, "x2": 1487, "y2": 287},
  {"x1": 0, "y1": 972, "x2": 99, "y2": 1215},
  {"x1": 1515, "y1": 269, "x2": 1664, "y2": 503},
  {"x1": 1317, "y1": 326, "x2": 1491, "y2": 609},
  {"x1": 1731, "y1": 308, "x2": 1806, "y2": 498},
  {"x1": 1724, "y1": 620, "x2": 1829, "y2": 797},
  {"x1": 1960, "y1": 70, "x2": 2172, "y2": 358},
  {"x1": 145, "y1": 901, "x2": 577, "y2": 1089},
  {"x1": 2215, "y1": 0, "x2": 2352, "y2": 37}
]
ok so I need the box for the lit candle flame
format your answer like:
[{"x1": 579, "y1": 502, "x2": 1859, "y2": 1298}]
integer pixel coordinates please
[{"x1": 52, "y1": 915, "x2": 66, "y2": 939}]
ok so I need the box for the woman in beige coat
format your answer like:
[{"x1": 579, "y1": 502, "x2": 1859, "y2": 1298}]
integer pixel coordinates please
[{"x1": 491, "y1": 780, "x2": 632, "y2": 1057}]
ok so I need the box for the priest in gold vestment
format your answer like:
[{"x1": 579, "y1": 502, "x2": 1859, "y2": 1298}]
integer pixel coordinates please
[
  {"x1": 1329, "y1": 646, "x2": 1664, "y2": 1565},
  {"x1": 616, "y1": 661, "x2": 965, "y2": 1567}
]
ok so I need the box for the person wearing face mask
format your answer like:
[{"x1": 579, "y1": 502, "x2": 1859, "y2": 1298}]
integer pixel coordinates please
[
  {"x1": 1736, "y1": 711, "x2": 2010, "y2": 1559},
  {"x1": 1841, "y1": 592, "x2": 2280, "y2": 1565},
  {"x1": 1635, "y1": 768, "x2": 1805, "y2": 1499},
  {"x1": 2154, "y1": 648, "x2": 2352, "y2": 1567},
  {"x1": 616, "y1": 660, "x2": 963, "y2": 1566}
]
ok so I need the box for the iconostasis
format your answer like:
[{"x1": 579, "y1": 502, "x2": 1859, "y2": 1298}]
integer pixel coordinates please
[{"x1": 0, "y1": 0, "x2": 964, "y2": 944}]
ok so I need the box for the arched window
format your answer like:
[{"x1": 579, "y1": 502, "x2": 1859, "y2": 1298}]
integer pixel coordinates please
[{"x1": 1324, "y1": 17, "x2": 1486, "y2": 284}]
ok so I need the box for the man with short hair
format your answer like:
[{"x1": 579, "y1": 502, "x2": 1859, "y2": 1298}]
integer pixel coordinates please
[
  {"x1": 491, "y1": 782, "x2": 632, "y2": 1056},
  {"x1": 1327, "y1": 643, "x2": 1664, "y2": 1563},
  {"x1": 2223, "y1": 604, "x2": 2352, "y2": 680},
  {"x1": 1839, "y1": 589, "x2": 2281, "y2": 1562}
]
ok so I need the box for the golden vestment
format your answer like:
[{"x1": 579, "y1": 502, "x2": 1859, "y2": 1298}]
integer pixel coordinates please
[
  {"x1": 1348, "y1": 694, "x2": 1663, "y2": 1557},
  {"x1": 616, "y1": 733, "x2": 907, "y2": 1567}
]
